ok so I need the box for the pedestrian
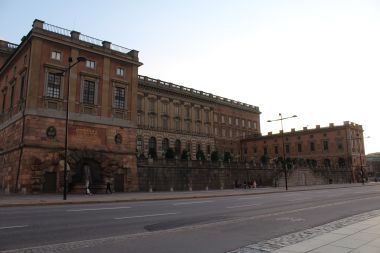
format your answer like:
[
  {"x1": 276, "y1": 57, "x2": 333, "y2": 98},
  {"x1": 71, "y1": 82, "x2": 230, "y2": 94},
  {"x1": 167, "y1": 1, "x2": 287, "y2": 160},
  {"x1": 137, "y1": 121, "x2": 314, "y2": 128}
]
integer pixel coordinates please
[{"x1": 106, "y1": 182, "x2": 112, "y2": 194}]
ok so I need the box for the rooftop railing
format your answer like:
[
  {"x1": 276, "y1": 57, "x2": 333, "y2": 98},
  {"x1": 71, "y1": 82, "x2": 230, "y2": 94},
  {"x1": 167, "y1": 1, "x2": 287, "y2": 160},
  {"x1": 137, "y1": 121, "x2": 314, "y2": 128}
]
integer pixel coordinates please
[
  {"x1": 138, "y1": 75, "x2": 260, "y2": 112},
  {"x1": 40, "y1": 21, "x2": 133, "y2": 55}
]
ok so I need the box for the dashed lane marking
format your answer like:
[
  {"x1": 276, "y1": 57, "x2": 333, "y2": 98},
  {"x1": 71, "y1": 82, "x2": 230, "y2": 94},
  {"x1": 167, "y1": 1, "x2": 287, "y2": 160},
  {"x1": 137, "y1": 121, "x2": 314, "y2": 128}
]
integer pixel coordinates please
[
  {"x1": 114, "y1": 212, "x2": 178, "y2": 220},
  {"x1": 67, "y1": 206, "x2": 131, "y2": 212},
  {"x1": 0, "y1": 225, "x2": 28, "y2": 230},
  {"x1": 173, "y1": 200, "x2": 214, "y2": 206}
]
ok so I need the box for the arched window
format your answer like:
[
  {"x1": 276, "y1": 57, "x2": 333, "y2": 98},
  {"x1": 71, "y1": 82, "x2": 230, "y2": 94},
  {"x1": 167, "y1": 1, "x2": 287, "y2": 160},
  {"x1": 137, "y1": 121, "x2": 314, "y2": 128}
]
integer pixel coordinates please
[
  {"x1": 148, "y1": 137, "x2": 157, "y2": 158},
  {"x1": 162, "y1": 138, "x2": 169, "y2": 153},
  {"x1": 175, "y1": 139, "x2": 181, "y2": 156}
]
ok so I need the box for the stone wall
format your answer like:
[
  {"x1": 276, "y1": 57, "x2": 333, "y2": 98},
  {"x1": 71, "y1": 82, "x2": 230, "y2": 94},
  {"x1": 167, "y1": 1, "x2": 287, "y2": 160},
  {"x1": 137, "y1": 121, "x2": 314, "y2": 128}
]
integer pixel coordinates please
[{"x1": 137, "y1": 161, "x2": 353, "y2": 192}]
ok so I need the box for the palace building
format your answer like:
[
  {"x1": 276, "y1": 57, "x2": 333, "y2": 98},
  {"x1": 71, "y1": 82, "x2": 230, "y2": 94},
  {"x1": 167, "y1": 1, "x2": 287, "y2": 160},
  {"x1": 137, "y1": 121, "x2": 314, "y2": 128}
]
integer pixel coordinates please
[
  {"x1": 0, "y1": 20, "x2": 366, "y2": 193},
  {"x1": 0, "y1": 20, "x2": 260, "y2": 193},
  {"x1": 241, "y1": 122, "x2": 366, "y2": 182}
]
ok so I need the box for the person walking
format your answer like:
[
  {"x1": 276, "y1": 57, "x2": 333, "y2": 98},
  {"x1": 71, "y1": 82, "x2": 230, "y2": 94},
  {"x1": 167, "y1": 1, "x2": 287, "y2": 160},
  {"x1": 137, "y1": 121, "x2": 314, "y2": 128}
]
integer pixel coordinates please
[{"x1": 106, "y1": 182, "x2": 112, "y2": 194}]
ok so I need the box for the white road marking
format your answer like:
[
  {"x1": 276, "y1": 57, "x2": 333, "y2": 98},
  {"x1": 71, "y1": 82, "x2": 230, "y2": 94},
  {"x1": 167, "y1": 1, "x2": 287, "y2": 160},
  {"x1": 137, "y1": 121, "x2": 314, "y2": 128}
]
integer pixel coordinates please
[
  {"x1": 238, "y1": 196, "x2": 263, "y2": 200},
  {"x1": 114, "y1": 212, "x2": 178, "y2": 220},
  {"x1": 287, "y1": 197, "x2": 310, "y2": 202},
  {"x1": 67, "y1": 206, "x2": 131, "y2": 212},
  {"x1": 0, "y1": 225, "x2": 28, "y2": 230},
  {"x1": 226, "y1": 204, "x2": 261, "y2": 209},
  {"x1": 173, "y1": 200, "x2": 214, "y2": 206}
]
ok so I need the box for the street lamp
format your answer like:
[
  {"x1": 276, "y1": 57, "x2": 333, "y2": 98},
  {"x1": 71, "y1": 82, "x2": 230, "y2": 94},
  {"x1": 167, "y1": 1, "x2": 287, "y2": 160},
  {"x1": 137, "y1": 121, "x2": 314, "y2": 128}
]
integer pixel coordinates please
[
  {"x1": 63, "y1": 56, "x2": 86, "y2": 200},
  {"x1": 267, "y1": 113, "x2": 297, "y2": 190}
]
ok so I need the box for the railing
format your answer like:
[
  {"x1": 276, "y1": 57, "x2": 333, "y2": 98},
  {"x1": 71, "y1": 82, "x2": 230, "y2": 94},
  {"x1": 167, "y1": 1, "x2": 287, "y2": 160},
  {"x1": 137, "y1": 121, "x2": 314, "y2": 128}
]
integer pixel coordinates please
[
  {"x1": 79, "y1": 34, "x2": 103, "y2": 47},
  {"x1": 43, "y1": 23, "x2": 71, "y2": 37},
  {"x1": 41, "y1": 22, "x2": 133, "y2": 55},
  {"x1": 7, "y1": 42, "x2": 18, "y2": 49},
  {"x1": 138, "y1": 75, "x2": 260, "y2": 112}
]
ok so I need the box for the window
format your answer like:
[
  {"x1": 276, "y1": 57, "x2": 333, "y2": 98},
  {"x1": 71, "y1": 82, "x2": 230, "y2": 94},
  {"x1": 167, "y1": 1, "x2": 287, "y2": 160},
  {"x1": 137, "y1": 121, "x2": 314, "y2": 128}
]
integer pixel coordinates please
[
  {"x1": 185, "y1": 107, "x2": 191, "y2": 119},
  {"x1": 148, "y1": 115, "x2": 155, "y2": 128},
  {"x1": 221, "y1": 115, "x2": 225, "y2": 123},
  {"x1": 137, "y1": 137, "x2": 143, "y2": 155},
  {"x1": 205, "y1": 126, "x2": 210, "y2": 135},
  {"x1": 195, "y1": 123, "x2": 200, "y2": 133},
  {"x1": 174, "y1": 118, "x2": 180, "y2": 130},
  {"x1": 1, "y1": 90, "x2": 6, "y2": 113},
  {"x1": 46, "y1": 72, "x2": 62, "y2": 98},
  {"x1": 214, "y1": 127, "x2": 218, "y2": 136},
  {"x1": 298, "y1": 143, "x2": 302, "y2": 153},
  {"x1": 51, "y1": 51, "x2": 61, "y2": 60},
  {"x1": 242, "y1": 119, "x2": 245, "y2": 127},
  {"x1": 149, "y1": 99, "x2": 155, "y2": 112},
  {"x1": 162, "y1": 102, "x2": 168, "y2": 114},
  {"x1": 20, "y1": 75, "x2": 26, "y2": 100},
  {"x1": 185, "y1": 121, "x2": 191, "y2": 131},
  {"x1": 229, "y1": 117, "x2": 232, "y2": 125},
  {"x1": 310, "y1": 142, "x2": 315, "y2": 152},
  {"x1": 10, "y1": 85, "x2": 14, "y2": 110},
  {"x1": 235, "y1": 118, "x2": 239, "y2": 126},
  {"x1": 264, "y1": 147, "x2": 268, "y2": 155},
  {"x1": 337, "y1": 143, "x2": 343, "y2": 150},
  {"x1": 116, "y1": 67, "x2": 124, "y2": 76},
  {"x1": 285, "y1": 144, "x2": 290, "y2": 153},
  {"x1": 323, "y1": 140, "x2": 329, "y2": 151},
  {"x1": 137, "y1": 96, "x2": 143, "y2": 111},
  {"x1": 195, "y1": 108, "x2": 200, "y2": 120},
  {"x1": 113, "y1": 86, "x2": 125, "y2": 109},
  {"x1": 205, "y1": 111, "x2": 209, "y2": 122},
  {"x1": 274, "y1": 146, "x2": 279, "y2": 154},
  {"x1": 253, "y1": 121, "x2": 257, "y2": 130},
  {"x1": 214, "y1": 114, "x2": 218, "y2": 122},
  {"x1": 162, "y1": 117, "x2": 168, "y2": 129},
  {"x1": 174, "y1": 104, "x2": 179, "y2": 116},
  {"x1": 82, "y1": 80, "x2": 95, "y2": 104},
  {"x1": 86, "y1": 60, "x2": 96, "y2": 69},
  {"x1": 229, "y1": 129, "x2": 233, "y2": 138},
  {"x1": 137, "y1": 113, "x2": 143, "y2": 125},
  {"x1": 248, "y1": 120, "x2": 251, "y2": 128}
]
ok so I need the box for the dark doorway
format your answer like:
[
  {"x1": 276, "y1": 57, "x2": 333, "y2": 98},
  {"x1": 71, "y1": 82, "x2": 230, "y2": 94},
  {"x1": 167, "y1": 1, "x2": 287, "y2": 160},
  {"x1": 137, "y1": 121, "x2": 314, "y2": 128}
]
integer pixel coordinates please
[
  {"x1": 114, "y1": 174, "x2": 124, "y2": 192},
  {"x1": 43, "y1": 172, "x2": 57, "y2": 192}
]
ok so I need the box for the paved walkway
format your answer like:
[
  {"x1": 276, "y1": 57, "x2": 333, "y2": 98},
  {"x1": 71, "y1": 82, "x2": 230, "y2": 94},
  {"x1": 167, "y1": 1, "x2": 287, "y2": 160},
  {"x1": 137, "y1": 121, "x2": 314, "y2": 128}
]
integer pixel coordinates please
[
  {"x1": 230, "y1": 209, "x2": 380, "y2": 253},
  {"x1": 0, "y1": 183, "x2": 377, "y2": 207}
]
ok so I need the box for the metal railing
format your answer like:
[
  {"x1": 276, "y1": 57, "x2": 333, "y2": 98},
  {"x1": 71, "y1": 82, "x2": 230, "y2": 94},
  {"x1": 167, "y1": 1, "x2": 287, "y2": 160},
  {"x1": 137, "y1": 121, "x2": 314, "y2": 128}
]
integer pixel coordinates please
[
  {"x1": 138, "y1": 75, "x2": 260, "y2": 112},
  {"x1": 41, "y1": 22, "x2": 133, "y2": 55}
]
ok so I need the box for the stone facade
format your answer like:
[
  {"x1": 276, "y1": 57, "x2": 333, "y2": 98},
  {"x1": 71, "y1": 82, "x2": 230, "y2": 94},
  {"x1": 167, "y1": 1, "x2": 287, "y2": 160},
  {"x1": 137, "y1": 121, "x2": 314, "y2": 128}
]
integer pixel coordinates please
[
  {"x1": 0, "y1": 19, "x2": 141, "y2": 193},
  {"x1": 136, "y1": 76, "x2": 260, "y2": 161},
  {"x1": 241, "y1": 122, "x2": 366, "y2": 182}
]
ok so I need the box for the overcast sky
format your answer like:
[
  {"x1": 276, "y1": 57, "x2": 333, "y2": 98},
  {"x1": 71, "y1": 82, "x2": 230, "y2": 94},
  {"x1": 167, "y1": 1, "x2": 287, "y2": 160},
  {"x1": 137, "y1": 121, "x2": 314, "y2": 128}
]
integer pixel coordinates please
[{"x1": 1, "y1": 0, "x2": 379, "y2": 154}]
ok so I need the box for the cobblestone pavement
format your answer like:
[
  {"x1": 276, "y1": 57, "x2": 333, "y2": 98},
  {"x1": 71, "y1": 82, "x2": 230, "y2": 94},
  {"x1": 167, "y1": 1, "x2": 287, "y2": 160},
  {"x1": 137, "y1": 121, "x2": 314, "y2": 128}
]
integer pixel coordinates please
[{"x1": 227, "y1": 209, "x2": 380, "y2": 253}]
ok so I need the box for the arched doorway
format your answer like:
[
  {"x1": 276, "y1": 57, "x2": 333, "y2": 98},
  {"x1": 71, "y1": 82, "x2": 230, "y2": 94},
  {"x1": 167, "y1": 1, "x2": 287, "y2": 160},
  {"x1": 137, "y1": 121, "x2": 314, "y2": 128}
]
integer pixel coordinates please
[
  {"x1": 148, "y1": 137, "x2": 157, "y2": 159},
  {"x1": 175, "y1": 139, "x2": 181, "y2": 157},
  {"x1": 162, "y1": 138, "x2": 169, "y2": 153}
]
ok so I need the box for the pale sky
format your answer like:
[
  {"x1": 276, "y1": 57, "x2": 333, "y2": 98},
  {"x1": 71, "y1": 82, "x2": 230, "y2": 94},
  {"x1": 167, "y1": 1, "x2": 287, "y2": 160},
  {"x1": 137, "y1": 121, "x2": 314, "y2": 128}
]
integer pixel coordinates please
[{"x1": 1, "y1": 0, "x2": 379, "y2": 154}]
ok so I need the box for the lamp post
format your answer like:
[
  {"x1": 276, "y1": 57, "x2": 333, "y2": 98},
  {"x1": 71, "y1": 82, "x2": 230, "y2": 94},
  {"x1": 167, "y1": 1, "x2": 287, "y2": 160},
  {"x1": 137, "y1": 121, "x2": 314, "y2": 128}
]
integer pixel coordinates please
[
  {"x1": 267, "y1": 113, "x2": 297, "y2": 190},
  {"x1": 63, "y1": 56, "x2": 86, "y2": 200}
]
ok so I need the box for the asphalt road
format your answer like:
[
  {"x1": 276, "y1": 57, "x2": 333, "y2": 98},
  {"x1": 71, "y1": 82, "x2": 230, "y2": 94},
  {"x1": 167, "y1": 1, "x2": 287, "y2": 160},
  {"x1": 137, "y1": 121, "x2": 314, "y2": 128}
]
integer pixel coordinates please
[{"x1": 2, "y1": 185, "x2": 380, "y2": 253}]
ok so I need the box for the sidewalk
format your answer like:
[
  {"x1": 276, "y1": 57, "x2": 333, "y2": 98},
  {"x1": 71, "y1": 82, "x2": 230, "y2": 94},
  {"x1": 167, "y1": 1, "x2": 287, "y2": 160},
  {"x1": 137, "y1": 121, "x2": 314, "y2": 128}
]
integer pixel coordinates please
[
  {"x1": 230, "y1": 209, "x2": 380, "y2": 253},
  {"x1": 0, "y1": 182, "x2": 378, "y2": 207},
  {"x1": 273, "y1": 215, "x2": 380, "y2": 253}
]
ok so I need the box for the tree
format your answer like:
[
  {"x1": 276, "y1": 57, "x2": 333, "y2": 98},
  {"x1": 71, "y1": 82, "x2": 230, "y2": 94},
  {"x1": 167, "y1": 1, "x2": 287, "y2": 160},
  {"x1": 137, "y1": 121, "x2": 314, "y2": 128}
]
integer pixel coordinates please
[
  {"x1": 165, "y1": 147, "x2": 175, "y2": 160},
  {"x1": 211, "y1": 151, "x2": 219, "y2": 162},
  {"x1": 224, "y1": 152, "x2": 233, "y2": 162},
  {"x1": 181, "y1": 150, "x2": 190, "y2": 160}
]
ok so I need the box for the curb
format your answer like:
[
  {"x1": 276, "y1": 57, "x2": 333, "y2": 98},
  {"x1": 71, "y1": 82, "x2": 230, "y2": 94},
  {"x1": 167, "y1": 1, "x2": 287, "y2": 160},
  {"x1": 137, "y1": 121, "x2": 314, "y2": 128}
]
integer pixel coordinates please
[{"x1": 0, "y1": 183, "x2": 377, "y2": 208}]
